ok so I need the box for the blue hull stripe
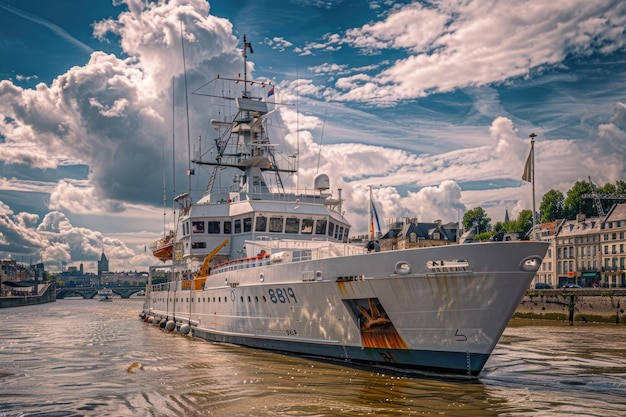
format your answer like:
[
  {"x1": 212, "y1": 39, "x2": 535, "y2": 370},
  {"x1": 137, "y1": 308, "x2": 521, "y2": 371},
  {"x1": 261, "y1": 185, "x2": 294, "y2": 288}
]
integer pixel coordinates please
[{"x1": 191, "y1": 327, "x2": 487, "y2": 377}]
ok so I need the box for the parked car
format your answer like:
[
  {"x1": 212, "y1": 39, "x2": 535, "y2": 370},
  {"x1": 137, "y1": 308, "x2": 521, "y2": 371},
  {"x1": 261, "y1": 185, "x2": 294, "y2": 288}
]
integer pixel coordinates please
[
  {"x1": 561, "y1": 283, "x2": 582, "y2": 289},
  {"x1": 534, "y1": 283, "x2": 554, "y2": 289}
]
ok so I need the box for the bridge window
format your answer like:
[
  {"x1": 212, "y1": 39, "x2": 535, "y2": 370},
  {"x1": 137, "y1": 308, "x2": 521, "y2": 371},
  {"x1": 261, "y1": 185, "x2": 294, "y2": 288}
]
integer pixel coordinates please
[
  {"x1": 234, "y1": 219, "x2": 242, "y2": 234},
  {"x1": 285, "y1": 217, "x2": 299, "y2": 233},
  {"x1": 208, "y1": 221, "x2": 220, "y2": 234},
  {"x1": 315, "y1": 219, "x2": 327, "y2": 235},
  {"x1": 328, "y1": 222, "x2": 335, "y2": 237},
  {"x1": 192, "y1": 221, "x2": 204, "y2": 233},
  {"x1": 244, "y1": 217, "x2": 252, "y2": 232},
  {"x1": 269, "y1": 216, "x2": 284, "y2": 233},
  {"x1": 192, "y1": 242, "x2": 206, "y2": 249},
  {"x1": 224, "y1": 221, "x2": 232, "y2": 234},
  {"x1": 301, "y1": 218, "x2": 314, "y2": 234},
  {"x1": 255, "y1": 215, "x2": 267, "y2": 232}
]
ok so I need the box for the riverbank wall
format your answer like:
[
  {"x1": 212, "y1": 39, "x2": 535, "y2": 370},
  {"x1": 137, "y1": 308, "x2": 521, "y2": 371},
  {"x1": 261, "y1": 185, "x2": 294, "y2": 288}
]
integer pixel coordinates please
[
  {"x1": 515, "y1": 289, "x2": 626, "y2": 324},
  {"x1": 0, "y1": 282, "x2": 57, "y2": 308}
]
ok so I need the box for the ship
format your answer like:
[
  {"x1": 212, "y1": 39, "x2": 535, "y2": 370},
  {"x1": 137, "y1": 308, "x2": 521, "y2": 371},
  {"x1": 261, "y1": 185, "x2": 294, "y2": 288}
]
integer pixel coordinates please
[
  {"x1": 96, "y1": 287, "x2": 114, "y2": 301},
  {"x1": 141, "y1": 35, "x2": 549, "y2": 378}
]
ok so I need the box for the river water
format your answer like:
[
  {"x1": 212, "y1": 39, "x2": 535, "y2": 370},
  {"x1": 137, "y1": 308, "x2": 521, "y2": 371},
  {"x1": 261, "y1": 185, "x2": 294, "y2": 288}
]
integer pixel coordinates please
[{"x1": 1, "y1": 299, "x2": 625, "y2": 417}]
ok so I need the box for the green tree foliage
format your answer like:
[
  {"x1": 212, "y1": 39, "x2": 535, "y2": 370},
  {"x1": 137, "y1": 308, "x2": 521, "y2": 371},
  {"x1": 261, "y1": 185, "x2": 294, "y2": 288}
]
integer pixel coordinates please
[
  {"x1": 539, "y1": 189, "x2": 565, "y2": 222},
  {"x1": 462, "y1": 207, "x2": 491, "y2": 233},
  {"x1": 563, "y1": 180, "x2": 594, "y2": 219},
  {"x1": 538, "y1": 179, "x2": 626, "y2": 221},
  {"x1": 491, "y1": 209, "x2": 532, "y2": 234},
  {"x1": 515, "y1": 209, "x2": 534, "y2": 235}
]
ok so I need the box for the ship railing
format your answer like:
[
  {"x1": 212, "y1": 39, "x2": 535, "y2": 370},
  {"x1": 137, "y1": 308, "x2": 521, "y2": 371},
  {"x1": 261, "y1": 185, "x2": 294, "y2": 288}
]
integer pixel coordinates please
[
  {"x1": 211, "y1": 255, "x2": 272, "y2": 275},
  {"x1": 207, "y1": 185, "x2": 332, "y2": 203},
  {"x1": 209, "y1": 242, "x2": 363, "y2": 275}
]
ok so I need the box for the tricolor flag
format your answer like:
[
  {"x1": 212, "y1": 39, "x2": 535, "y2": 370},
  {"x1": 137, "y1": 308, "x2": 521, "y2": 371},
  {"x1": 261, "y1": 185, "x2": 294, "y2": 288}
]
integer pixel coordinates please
[
  {"x1": 186, "y1": 168, "x2": 195, "y2": 176},
  {"x1": 267, "y1": 86, "x2": 275, "y2": 97},
  {"x1": 372, "y1": 200, "x2": 382, "y2": 235}
]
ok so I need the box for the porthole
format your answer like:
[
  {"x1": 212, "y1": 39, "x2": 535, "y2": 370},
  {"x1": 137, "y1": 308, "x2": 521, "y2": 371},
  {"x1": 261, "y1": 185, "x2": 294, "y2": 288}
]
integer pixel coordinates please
[
  {"x1": 520, "y1": 255, "x2": 542, "y2": 272},
  {"x1": 260, "y1": 273, "x2": 264, "y2": 282},
  {"x1": 394, "y1": 261, "x2": 411, "y2": 275},
  {"x1": 315, "y1": 271, "x2": 323, "y2": 281}
]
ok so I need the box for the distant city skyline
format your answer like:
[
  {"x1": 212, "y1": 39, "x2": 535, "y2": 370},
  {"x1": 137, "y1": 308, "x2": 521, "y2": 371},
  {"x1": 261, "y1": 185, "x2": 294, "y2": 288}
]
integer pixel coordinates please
[{"x1": 1, "y1": 0, "x2": 626, "y2": 272}]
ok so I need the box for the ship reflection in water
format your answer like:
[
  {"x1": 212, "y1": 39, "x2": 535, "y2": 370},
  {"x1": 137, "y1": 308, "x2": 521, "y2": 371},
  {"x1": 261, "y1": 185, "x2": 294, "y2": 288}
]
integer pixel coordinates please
[{"x1": 0, "y1": 300, "x2": 624, "y2": 417}]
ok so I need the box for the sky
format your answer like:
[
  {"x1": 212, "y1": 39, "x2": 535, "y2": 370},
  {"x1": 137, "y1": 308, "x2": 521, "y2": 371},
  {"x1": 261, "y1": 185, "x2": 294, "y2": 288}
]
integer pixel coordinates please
[{"x1": 1, "y1": 0, "x2": 626, "y2": 273}]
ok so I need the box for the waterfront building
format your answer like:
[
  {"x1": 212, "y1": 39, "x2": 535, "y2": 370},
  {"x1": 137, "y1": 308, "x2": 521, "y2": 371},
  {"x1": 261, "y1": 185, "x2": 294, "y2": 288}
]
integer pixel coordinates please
[
  {"x1": 100, "y1": 271, "x2": 148, "y2": 286},
  {"x1": 600, "y1": 203, "x2": 626, "y2": 288},
  {"x1": 54, "y1": 267, "x2": 98, "y2": 287},
  {"x1": 97, "y1": 251, "x2": 109, "y2": 284},
  {"x1": 533, "y1": 202, "x2": 626, "y2": 289},
  {"x1": 379, "y1": 218, "x2": 459, "y2": 251},
  {"x1": 532, "y1": 221, "x2": 561, "y2": 288},
  {"x1": 555, "y1": 214, "x2": 602, "y2": 288}
]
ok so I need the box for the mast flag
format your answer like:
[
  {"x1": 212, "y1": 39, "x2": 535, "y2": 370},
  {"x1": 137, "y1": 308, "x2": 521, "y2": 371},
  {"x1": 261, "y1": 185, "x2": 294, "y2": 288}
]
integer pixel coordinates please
[
  {"x1": 522, "y1": 146, "x2": 533, "y2": 183},
  {"x1": 369, "y1": 186, "x2": 382, "y2": 240},
  {"x1": 524, "y1": 133, "x2": 538, "y2": 240}
]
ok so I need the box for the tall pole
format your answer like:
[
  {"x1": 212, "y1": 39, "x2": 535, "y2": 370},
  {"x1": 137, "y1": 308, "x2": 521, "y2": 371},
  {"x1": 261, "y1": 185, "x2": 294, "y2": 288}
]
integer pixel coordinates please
[
  {"x1": 529, "y1": 133, "x2": 537, "y2": 240},
  {"x1": 369, "y1": 185, "x2": 375, "y2": 241}
]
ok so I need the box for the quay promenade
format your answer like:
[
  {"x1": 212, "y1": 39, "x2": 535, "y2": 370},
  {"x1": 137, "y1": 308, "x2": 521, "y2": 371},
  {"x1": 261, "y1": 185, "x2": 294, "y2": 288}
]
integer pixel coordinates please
[
  {"x1": 516, "y1": 288, "x2": 626, "y2": 324},
  {"x1": 0, "y1": 282, "x2": 57, "y2": 308}
]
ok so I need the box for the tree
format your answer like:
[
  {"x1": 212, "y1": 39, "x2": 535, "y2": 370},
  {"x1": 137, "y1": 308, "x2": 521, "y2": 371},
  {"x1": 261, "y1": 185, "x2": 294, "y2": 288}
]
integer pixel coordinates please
[
  {"x1": 515, "y1": 209, "x2": 534, "y2": 235},
  {"x1": 462, "y1": 207, "x2": 491, "y2": 233},
  {"x1": 563, "y1": 180, "x2": 594, "y2": 219},
  {"x1": 539, "y1": 189, "x2": 565, "y2": 222}
]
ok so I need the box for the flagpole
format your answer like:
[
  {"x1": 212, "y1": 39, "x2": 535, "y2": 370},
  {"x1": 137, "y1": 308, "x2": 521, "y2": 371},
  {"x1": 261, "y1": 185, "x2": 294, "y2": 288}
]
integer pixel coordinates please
[
  {"x1": 369, "y1": 185, "x2": 374, "y2": 241},
  {"x1": 529, "y1": 133, "x2": 537, "y2": 240}
]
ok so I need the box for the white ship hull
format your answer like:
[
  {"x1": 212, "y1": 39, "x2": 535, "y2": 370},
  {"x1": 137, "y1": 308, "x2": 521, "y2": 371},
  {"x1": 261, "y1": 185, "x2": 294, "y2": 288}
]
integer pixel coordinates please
[{"x1": 144, "y1": 240, "x2": 547, "y2": 377}]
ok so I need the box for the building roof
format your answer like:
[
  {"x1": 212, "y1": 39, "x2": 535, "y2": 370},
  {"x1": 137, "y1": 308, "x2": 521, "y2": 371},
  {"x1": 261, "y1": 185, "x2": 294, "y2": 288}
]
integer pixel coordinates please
[{"x1": 606, "y1": 202, "x2": 626, "y2": 222}]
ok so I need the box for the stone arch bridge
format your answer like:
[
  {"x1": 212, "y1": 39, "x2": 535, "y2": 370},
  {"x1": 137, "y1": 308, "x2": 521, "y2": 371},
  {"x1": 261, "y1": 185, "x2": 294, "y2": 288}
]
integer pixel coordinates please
[{"x1": 56, "y1": 286, "x2": 145, "y2": 299}]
